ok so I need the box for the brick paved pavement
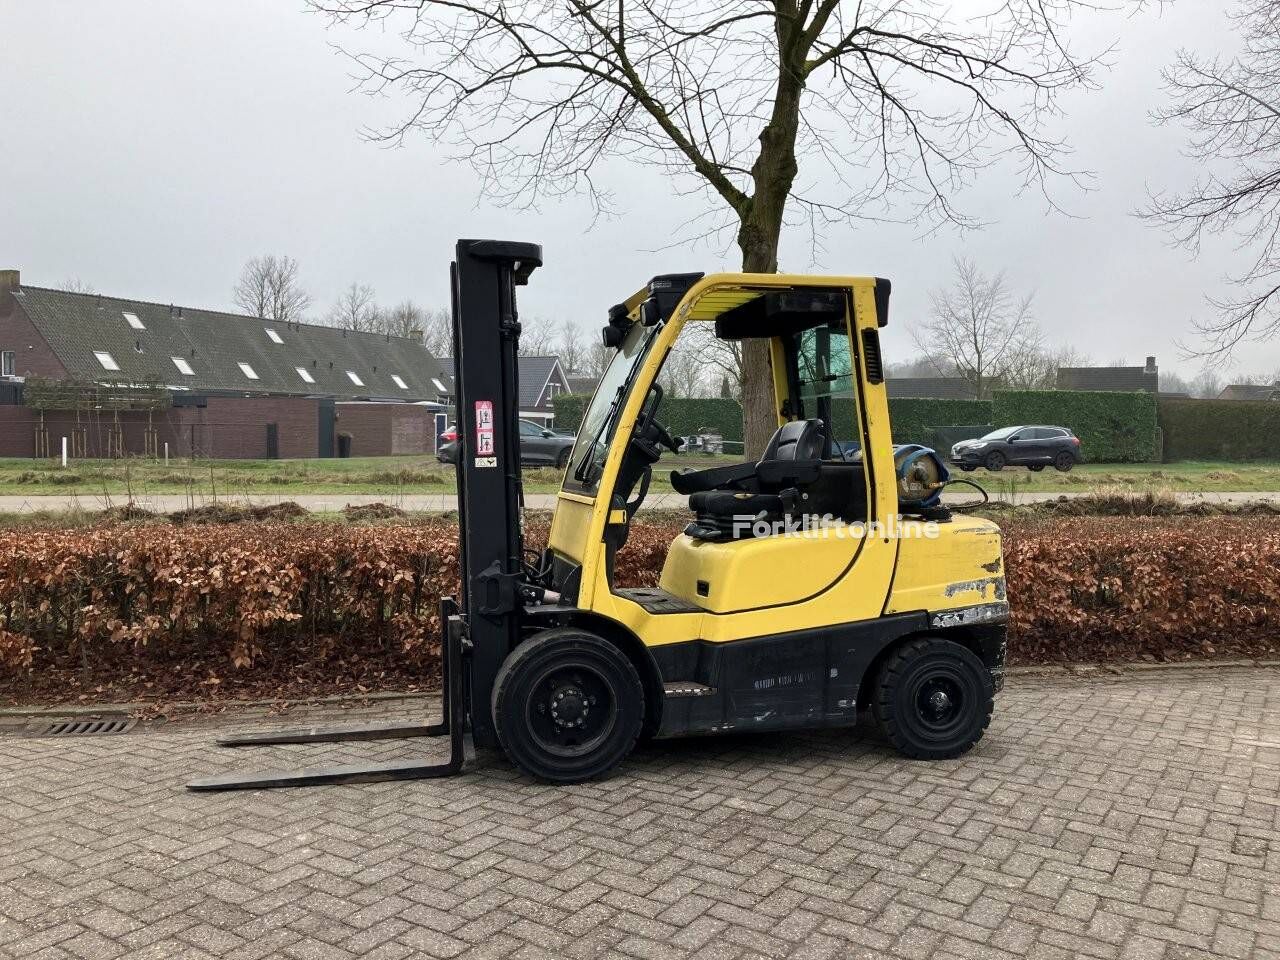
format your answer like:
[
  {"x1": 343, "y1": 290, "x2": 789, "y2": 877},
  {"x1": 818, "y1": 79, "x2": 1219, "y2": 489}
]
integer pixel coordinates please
[{"x1": 1, "y1": 665, "x2": 1278, "y2": 960}]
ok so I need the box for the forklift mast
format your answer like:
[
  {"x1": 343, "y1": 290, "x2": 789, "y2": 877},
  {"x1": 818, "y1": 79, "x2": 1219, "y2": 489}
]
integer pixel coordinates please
[{"x1": 449, "y1": 239, "x2": 543, "y2": 747}]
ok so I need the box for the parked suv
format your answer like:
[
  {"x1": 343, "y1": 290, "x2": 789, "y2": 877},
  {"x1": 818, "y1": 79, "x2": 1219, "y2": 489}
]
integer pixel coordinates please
[
  {"x1": 437, "y1": 419, "x2": 576, "y2": 467},
  {"x1": 950, "y1": 425, "x2": 1081, "y2": 472}
]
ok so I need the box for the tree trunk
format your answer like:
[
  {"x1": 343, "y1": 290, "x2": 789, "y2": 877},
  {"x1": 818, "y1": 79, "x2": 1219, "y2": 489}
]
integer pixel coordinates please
[{"x1": 737, "y1": 97, "x2": 800, "y2": 458}]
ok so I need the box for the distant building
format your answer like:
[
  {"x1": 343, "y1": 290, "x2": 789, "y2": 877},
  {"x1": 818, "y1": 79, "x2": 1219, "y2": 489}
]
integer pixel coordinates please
[
  {"x1": 438, "y1": 355, "x2": 570, "y2": 427},
  {"x1": 0, "y1": 269, "x2": 453, "y2": 459},
  {"x1": 885, "y1": 377, "x2": 978, "y2": 399},
  {"x1": 1217, "y1": 382, "x2": 1280, "y2": 401},
  {"x1": 567, "y1": 375, "x2": 600, "y2": 396},
  {"x1": 1056, "y1": 356, "x2": 1159, "y2": 393}
]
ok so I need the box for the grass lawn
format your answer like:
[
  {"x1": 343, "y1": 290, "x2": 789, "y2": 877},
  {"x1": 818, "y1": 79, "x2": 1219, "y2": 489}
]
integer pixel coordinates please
[{"x1": 2, "y1": 454, "x2": 1280, "y2": 498}]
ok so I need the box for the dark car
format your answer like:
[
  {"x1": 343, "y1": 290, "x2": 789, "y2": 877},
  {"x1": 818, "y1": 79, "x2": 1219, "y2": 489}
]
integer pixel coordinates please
[
  {"x1": 950, "y1": 425, "x2": 1080, "y2": 472},
  {"x1": 436, "y1": 419, "x2": 576, "y2": 467}
]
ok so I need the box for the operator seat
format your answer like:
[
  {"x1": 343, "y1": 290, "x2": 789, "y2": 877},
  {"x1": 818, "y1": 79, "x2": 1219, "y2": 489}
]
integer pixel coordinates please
[{"x1": 672, "y1": 419, "x2": 863, "y2": 541}]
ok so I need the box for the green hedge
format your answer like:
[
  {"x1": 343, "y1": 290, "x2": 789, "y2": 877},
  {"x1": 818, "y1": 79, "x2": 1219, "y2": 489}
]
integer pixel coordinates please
[
  {"x1": 558, "y1": 389, "x2": 1162, "y2": 461},
  {"x1": 887, "y1": 398, "x2": 992, "y2": 444},
  {"x1": 993, "y1": 389, "x2": 1157, "y2": 462},
  {"x1": 554, "y1": 394, "x2": 745, "y2": 441},
  {"x1": 1158, "y1": 398, "x2": 1280, "y2": 461}
]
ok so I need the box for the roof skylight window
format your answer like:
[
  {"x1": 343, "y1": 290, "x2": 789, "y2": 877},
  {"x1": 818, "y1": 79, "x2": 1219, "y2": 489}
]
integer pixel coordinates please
[
  {"x1": 171, "y1": 356, "x2": 195, "y2": 376},
  {"x1": 391, "y1": 374, "x2": 408, "y2": 389},
  {"x1": 94, "y1": 351, "x2": 120, "y2": 371},
  {"x1": 238, "y1": 362, "x2": 260, "y2": 380},
  {"x1": 296, "y1": 366, "x2": 315, "y2": 384},
  {"x1": 123, "y1": 312, "x2": 145, "y2": 330},
  {"x1": 346, "y1": 370, "x2": 364, "y2": 386},
  {"x1": 265, "y1": 328, "x2": 283, "y2": 344}
]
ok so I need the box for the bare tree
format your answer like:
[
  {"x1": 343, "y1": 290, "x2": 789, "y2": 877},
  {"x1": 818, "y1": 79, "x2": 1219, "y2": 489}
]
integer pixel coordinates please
[
  {"x1": 55, "y1": 278, "x2": 96, "y2": 295},
  {"x1": 685, "y1": 321, "x2": 745, "y2": 401},
  {"x1": 518, "y1": 315, "x2": 558, "y2": 357},
  {"x1": 1144, "y1": 0, "x2": 1280, "y2": 359},
  {"x1": 379, "y1": 298, "x2": 422, "y2": 339},
  {"x1": 1190, "y1": 367, "x2": 1224, "y2": 398},
  {"x1": 582, "y1": 341, "x2": 614, "y2": 380},
  {"x1": 313, "y1": 0, "x2": 1122, "y2": 454},
  {"x1": 660, "y1": 346, "x2": 708, "y2": 399},
  {"x1": 557, "y1": 318, "x2": 586, "y2": 375},
  {"x1": 233, "y1": 255, "x2": 312, "y2": 322},
  {"x1": 326, "y1": 281, "x2": 380, "y2": 332},
  {"x1": 913, "y1": 258, "x2": 1042, "y2": 398}
]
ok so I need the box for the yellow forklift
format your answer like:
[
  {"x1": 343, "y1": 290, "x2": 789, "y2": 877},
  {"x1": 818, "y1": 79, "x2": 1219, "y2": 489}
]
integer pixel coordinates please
[{"x1": 189, "y1": 239, "x2": 1006, "y2": 790}]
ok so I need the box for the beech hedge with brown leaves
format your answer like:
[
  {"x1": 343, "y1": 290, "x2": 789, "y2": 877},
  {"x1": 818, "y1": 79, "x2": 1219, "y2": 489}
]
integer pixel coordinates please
[{"x1": 1, "y1": 517, "x2": 1277, "y2": 692}]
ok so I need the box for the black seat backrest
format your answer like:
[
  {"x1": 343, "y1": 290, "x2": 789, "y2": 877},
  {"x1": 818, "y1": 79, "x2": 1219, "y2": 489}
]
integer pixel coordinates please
[{"x1": 761, "y1": 418, "x2": 825, "y2": 464}]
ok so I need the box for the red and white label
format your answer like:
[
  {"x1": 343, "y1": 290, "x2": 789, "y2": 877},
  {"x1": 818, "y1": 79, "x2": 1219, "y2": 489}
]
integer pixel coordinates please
[{"x1": 474, "y1": 400, "x2": 495, "y2": 458}]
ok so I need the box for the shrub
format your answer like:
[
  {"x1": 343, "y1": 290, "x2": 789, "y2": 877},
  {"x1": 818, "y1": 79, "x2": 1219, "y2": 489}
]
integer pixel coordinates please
[
  {"x1": 1158, "y1": 397, "x2": 1280, "y2": 461},
  {"x1": 3, "y1": 517, "x2": 1280, "y2": 705},
  {"x1": 993, "y1": 389, "x2": 1158, "y2": 462}
]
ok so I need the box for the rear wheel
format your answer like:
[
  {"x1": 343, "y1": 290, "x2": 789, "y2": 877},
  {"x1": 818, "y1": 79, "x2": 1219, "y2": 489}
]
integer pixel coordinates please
[
  {"x1": 1054, "y1": 452, "x2": 1075, "y2": 472},
  {"x1": 873, "y1": 637, "x2": 993, "y2": 760},
  {"x1": 492, "y1": 628, "x2": 644, "y2": 783},
  {"x1": 983, "y1": 451, "x2": 1006, "y2": 471},
  {"x1": 959, "y1": 465, "x2": 976, "y2": 472}
]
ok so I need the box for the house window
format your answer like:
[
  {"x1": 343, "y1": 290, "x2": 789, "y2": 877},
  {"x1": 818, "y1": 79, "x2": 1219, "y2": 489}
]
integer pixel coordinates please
[
  {"x1": 94, "y1": 351, "x2": 120, "y2": 371},
  {"x1": 171, "y1": 356, "x2": 194, "y2": 376},
  {"x1": 1, "y1": 351, "x2": 14, "y2": 377},
  {"x1": 237, "y1": 362, "x2": 259, "y2": 380},
  {"x1": 546, "y1": 381, "x2": 562, "y2": 401},
  {"x1": 122, "y1": 311, "x2": 145, "y2": 330},
  {"x1": 346, "y1": 370, "x2": 364, "y2": 386},
  {"x1": 265, "y1": 328, "x2": 283, "y2": 344},
  {"x1": 295, "y1": 366, "x2": 315, "y2": 384},
  {"x1": 391, "y1": 374, "x2": 408, "y2": 390}
]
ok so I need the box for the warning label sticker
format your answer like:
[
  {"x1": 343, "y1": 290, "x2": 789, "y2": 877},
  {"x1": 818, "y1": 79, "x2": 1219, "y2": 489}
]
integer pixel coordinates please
[{"x1": 474, "y1": 400, "x2": 495, "y2": 464}]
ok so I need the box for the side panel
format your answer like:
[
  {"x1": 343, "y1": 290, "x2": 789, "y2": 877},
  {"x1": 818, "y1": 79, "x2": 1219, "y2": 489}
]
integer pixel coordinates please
[
  {"x1": 885, "y1": 517, "x2": 1006, "y2": 615},
  {"x1": 649, "y1": 612, "x2": 930, "y2": 738}
]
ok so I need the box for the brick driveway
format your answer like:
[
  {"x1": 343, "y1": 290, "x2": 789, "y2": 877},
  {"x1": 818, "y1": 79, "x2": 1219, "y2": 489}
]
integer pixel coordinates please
[{"x1": 2, "y1": 665, "x2": 1278, "y2": 960}]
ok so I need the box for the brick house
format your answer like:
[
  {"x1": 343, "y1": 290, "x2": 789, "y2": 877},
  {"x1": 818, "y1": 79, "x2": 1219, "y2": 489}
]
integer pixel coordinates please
[{"x1": 0, "y1": 269, "x2": 454, "y2": 458}]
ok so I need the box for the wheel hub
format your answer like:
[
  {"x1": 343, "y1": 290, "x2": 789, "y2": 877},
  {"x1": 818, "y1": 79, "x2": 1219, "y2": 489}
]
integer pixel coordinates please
[
  {"x1": 550, "y1": 685, "x2": 590, "y2": 729},
  {"x1": 917, "y1": 676, "x2": 962, "y2": 726}
]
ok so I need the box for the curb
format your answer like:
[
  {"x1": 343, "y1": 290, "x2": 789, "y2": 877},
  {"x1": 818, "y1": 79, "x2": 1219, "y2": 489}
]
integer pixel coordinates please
[{"x1": 2, "y1": 659, "x2": 1277, "y2": 720}]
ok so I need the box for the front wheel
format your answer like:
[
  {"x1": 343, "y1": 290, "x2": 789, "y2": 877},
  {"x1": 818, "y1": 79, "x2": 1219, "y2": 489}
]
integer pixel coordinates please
[
  {"x1": 556, "y1": 448, "x2": 571, "y2": 470},
  {"x1": 873, "y1": 637, "x2": 993, "y2": 760},
  {"x1": 983, "y1": 451, "x2": 1006, "y2": 471},
  {"x1": 1028, "y1": 464, "x2": 1045, "y2": 472},
  {"x1": 1054, "y1": 452, "x2": 1075, "y2": 472},
  {"x1": 492, "y1": 628, "x2": 644, "y2": 783}
]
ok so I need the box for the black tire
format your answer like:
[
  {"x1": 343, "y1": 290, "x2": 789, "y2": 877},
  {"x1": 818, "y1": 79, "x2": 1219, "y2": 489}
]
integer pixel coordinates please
[
  {"x1": 873, "y1": 637, "x2": 993, "y2": 760},
  {"x1": 960, "y1": 465, "x2": 977, "y2": 473},
  {"x1": 1054, "y1": 452, "x2": 1075, "y2": 472},
  {"x1": 983, "y1": 451, "x2": 1006, "y2": 471},
  {"x1": 492, "y1": 628, "x2": 644, "y2": 783},
  {"x1": 556, "y1": 447, "x2": 571, "y2": 470},
  {"x1": 1028, "y1": 464, "x2": 1045, "y2": 472}
]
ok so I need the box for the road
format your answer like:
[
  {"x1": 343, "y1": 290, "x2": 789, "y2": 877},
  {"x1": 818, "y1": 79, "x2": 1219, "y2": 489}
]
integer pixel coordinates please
[
  {"x1": 2, "y1": 664, "x2": 1278, "y2": 958},
  {"x1": 2, "y1": 489, "x2": 1279, "y2": 514}
]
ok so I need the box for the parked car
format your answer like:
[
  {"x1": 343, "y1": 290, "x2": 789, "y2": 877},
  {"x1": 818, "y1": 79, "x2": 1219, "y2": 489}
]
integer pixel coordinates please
[
  {"x1": 950, "y1": 425, "x2": 1080, "y2": 472},
  {"x1": 437, "y1": 419, "x2": 576, "y2": 467}
]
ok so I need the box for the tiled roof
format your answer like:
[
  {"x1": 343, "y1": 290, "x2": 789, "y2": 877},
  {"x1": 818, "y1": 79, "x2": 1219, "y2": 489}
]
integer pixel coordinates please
[
  {"x1": 1056, "y1": 366, "x2": 1159, "y2": 393},
  {"x1": 12, "y1": 286, "x2": 452, "y2": 401},
  {"x1": 1217, "y1": 383, "x2": 1280, "y2": 401},
  {"x1": 438, "y1": 355, "x2": 565, "y2": 409},
  {"x1": 885, "y1": 377, "x2": 978, "y2": 399}
]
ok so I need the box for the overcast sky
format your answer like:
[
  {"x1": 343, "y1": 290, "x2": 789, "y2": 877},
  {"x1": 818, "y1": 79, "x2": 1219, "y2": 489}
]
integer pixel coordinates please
[{"x1": 0, "y1": 1, "x2": 1266, "y2": 382}]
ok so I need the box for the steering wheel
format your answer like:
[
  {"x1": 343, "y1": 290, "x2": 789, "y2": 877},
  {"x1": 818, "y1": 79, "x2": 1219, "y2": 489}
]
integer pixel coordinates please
[{"x1": 632, "y1": 383, "x2": 682, "y2": 456}]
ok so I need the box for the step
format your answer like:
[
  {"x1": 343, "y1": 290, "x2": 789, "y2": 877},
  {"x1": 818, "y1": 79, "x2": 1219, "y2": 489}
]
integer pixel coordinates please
[{"x1": 663, "y1": 682, "x2": 716, "y2": 699}]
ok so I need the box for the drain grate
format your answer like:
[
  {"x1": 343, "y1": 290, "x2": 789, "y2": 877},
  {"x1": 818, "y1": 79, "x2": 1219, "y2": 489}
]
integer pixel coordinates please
[{"x1": 25, "y1": 717, "x2": 136, "y2": 737}]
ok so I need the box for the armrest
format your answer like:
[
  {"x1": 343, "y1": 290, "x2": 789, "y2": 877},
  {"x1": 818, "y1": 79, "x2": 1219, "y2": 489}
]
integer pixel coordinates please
[{"x1": 670, "y1": 460, "x2": 758, "y2": 495}]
